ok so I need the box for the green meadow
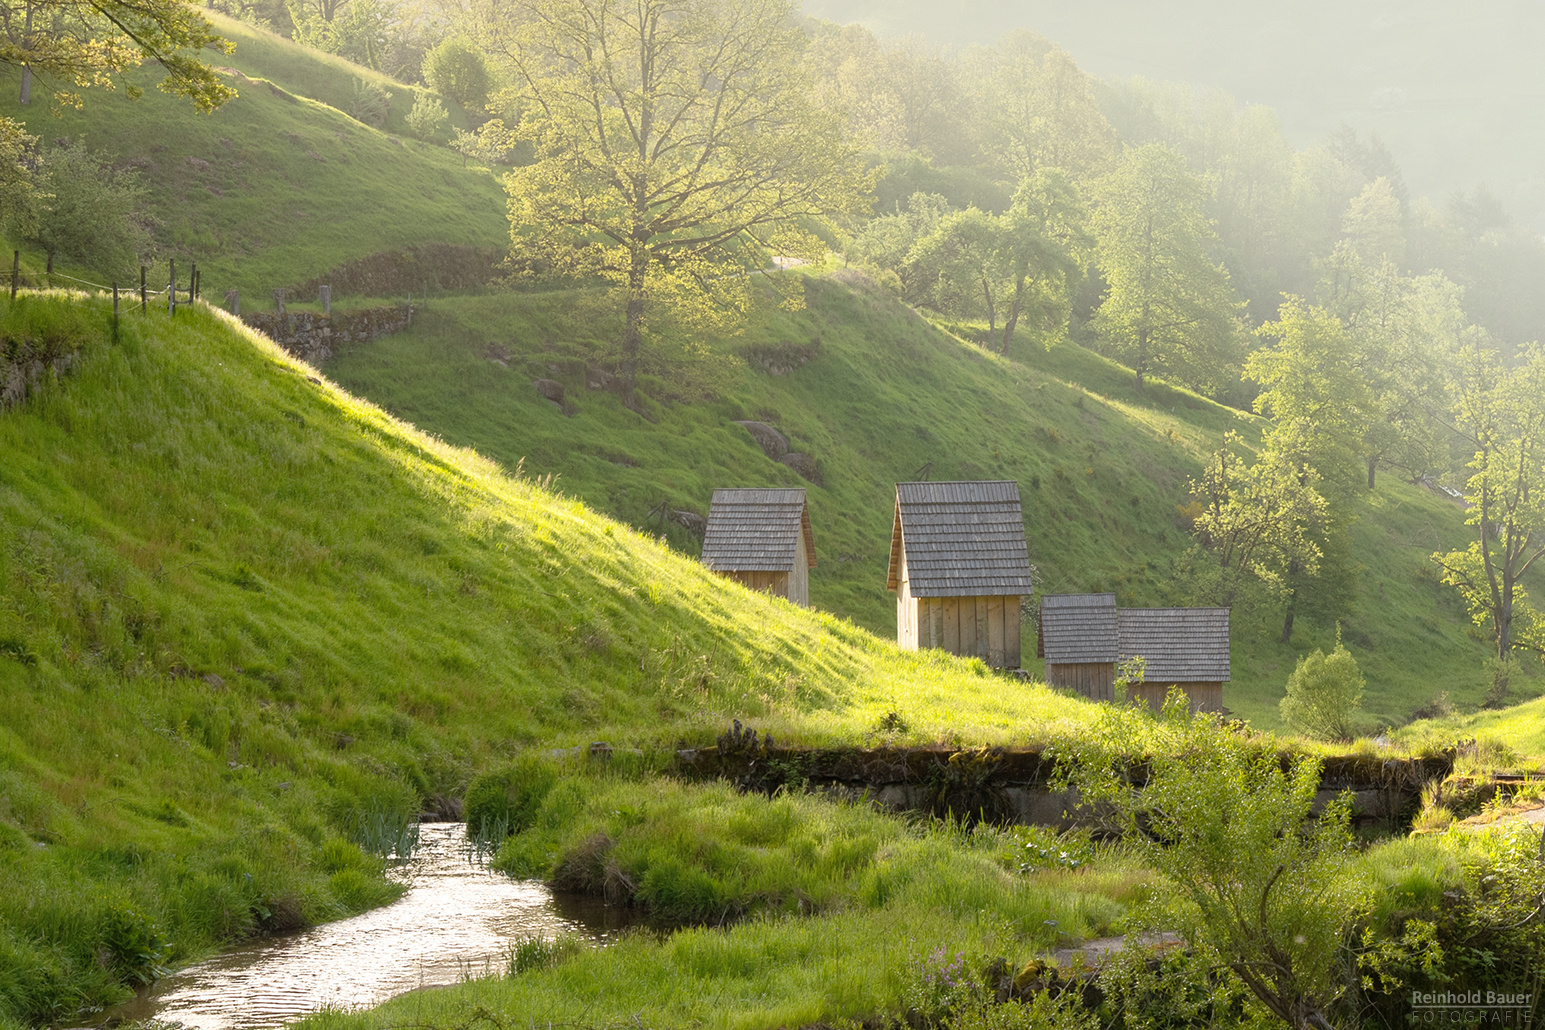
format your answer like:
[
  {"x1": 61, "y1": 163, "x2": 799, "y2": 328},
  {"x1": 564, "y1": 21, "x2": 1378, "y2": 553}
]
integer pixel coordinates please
[{"x1": 326, "y1": 275, "x2": 1498, "y2": 730}]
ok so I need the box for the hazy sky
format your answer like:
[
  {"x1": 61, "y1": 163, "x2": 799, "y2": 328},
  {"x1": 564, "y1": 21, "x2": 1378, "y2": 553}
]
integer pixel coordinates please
[{"x1": 801, "y1": 0, "x2": 1545, "y2": 228}]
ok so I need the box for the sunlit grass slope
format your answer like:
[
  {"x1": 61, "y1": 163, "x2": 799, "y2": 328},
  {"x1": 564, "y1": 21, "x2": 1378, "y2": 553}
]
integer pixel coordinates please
[
  {"x1": 0, "y1": 292, "x2": 1102, "y2": 1022},
  {"x1": 326, "y1": 272, "x2": 1494, "y2": 728},
  {"x1": 1395, "y1": 694, "x2": 1545, "y2": 763},
  {"x1": 0, "y1": 26, "x2": 505, "y2": 295}
]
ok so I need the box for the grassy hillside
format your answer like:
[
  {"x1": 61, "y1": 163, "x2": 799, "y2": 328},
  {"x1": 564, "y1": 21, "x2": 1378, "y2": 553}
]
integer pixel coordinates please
[
  {"x1": 0, "y1": 19, "x2": 506, "y2": 296},
  {"x1": 324, "y1": 272, "x2": 1500, "y2": 729},
  {"x1": 0, "y1": 292, "x2": 1110, "y2": 1023}
]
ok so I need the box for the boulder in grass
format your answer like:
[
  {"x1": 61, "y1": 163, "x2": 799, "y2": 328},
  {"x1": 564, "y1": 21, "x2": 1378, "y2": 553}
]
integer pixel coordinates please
[
  {"x1": 779, "y1": 451, "x2": 823, "y2": 485},
  {"x1": 734, "y1": 420, "x2": 788, "y2": 460},
  {"x1": 533, "y1": 378, "x2": 564, "y2": 407}
]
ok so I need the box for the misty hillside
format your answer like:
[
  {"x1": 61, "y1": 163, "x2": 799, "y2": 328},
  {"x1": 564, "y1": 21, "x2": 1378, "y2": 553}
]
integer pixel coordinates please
[{"x1": 801, "y1": 0, "x2": 1545, "y2": 235}]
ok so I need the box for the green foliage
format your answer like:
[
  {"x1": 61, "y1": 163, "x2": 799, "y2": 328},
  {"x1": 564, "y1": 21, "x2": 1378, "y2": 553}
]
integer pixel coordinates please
[
  {"x1": 405, "y1": 93, "x2": 447, "y2": 143},
  {"x1": 506, "y1": 934, "x2": 583, "y2": 976},
  {"x1": 1279, "y1": 629, "x2": 1366, "y2": 741},
  {"x1": 1069, "y1": 699, "x2": 1370, "y2": 1027},
  {"x1": 348, "y1": 77, "x2": 391, "y2": 127},
  {"x1": 481, "y1": 0, "x2": 866, "y2": 402},
  {"x1": 464, "y1": 755, "x2": 559, "y2": 839},
  {"x1": 18, "y1": 141, "x2": 150, "y2": 278},
  {"x1": 0, "y1": 0, "x2": 235, "y2": 111},
  {"x1": 422, "y1": 37, "x2": 490, "y2": 113},
  {"x1": 1089, "y1": 143, "x2": 1243, "y2": 394}
]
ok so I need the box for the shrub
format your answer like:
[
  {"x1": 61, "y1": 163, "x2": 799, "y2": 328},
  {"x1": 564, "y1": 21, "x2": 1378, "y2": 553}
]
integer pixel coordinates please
[
  {"x1": 16, "y1": 142, "x2": 149, "y2": 278},
  {"x1": 464, "y1": 755, "x2": 559, "y2": 839},
  {"x1": 349, "y1": 78, "x2": 391, "y2": 128},
  {"x1": 406, "y1": 94, "x2": 448, "y2": 143},
  {"x1": 1279, "y1": 627, "x2": 1364, "y2": 741},
  {"x1": 422, "y1": 38, "x2": 490, "y2": 113}
]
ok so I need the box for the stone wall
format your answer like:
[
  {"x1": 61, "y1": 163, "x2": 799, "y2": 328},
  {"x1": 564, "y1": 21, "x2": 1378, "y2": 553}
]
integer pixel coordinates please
[
  {"x1": 674, "y1": 728, "x2": 1453, "y2": 832},
  {"x1": 242, "y1": 305, "x2": 414, "y2": 365},
  {"x1": 287, "y1": 244, "x2": 503, "y2": 298},
  {"x1": 2, "y1": 343, "x2": 79, "y2": 409}
]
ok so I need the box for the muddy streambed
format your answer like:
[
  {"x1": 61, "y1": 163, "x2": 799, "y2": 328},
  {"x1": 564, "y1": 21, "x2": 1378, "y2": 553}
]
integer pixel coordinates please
[{"x1": 99, "y1": 823, "x2": 628, "y2": 1030}]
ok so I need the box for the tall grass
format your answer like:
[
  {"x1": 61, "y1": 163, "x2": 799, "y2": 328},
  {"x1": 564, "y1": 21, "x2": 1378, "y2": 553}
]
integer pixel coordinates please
[{"x1": 0, "y1": 294, "x2": 1118, "y2": 1021}]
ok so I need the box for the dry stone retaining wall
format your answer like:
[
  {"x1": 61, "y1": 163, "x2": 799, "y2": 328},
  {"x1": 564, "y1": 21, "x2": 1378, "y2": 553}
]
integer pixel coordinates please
[{"x1": 242, "y1": 305, "x2": 414, "y2": 365}]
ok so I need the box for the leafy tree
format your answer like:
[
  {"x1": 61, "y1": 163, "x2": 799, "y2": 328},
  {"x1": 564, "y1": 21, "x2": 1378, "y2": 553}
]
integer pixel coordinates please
[
  {"x1": 422, "y1": 36, "x2": 491, "y2": 113},
  {"x1": 1089, "y1": 142, "x2": 1242, "y2": 393},
  {"x1": 1338, "y1": 176, "x2": 1405, "y2": 266},
  {"x1": 17, "y1": 141, "x2": 150, "y2": 278},
  {"x1": 405, "y1": 92, "x2": 446, "y2": 142},
  {"x1": 1432, "y1": 340, "x2": 1545, "y2": 659},
  {"x1": 1189, "y1": 431, "x2": 1327, "y2": 608},
  {"x1": 963, "y1": 29, "x2": 1116, "y2": 180},
  {"x1": 1247, "y1": 299, "x2": 1374, "y2": 642},
  {"x1": 1070, "y1": 700, "x2": 1369, "y2": 1030},
  {"x1": 850, "y1": 190, "x2": 950, "y2": 278},
  {"x1": 896, "y1": 172, "x2": 1085, "y2": 356},
  {"x1": 1249, "y1": 298, "x2": 1373, "y2": 497},
  {"x1": 1279, "y1": 628, "x2": 1365, "y2": 741},
  {"x1": 472, "y1": 0, "x2": 866, "y2": 407},
  {"x1": 0, "y1": 116, "x2": 36, "y2": 232},
  {"x1": 289, "y1": 0, "x2": 396, "y2": 70},
  {"x1": 0, "y1": 0, "x2": 234, "y2": 110},
  {"x1": 1320, "y1": 257, "x2": 1461, "y2": 488}
]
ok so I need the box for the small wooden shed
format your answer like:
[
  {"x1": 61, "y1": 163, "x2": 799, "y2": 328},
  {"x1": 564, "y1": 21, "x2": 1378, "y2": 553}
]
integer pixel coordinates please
[
  {"x1": 1038, "y1": 593, "x2": 1120, "y2": 698},
  {"x1": 1118, "y1": 607, "x2": 1230, "y2": 713},
  {"x1": 887, "y1": 480, "x2": 1034, "y2": 668},
  {"x1": 700, "y1": 488, "x2": 816, "y2": 606},
  {"x1": 1038, "y1": 593, "x2": 1230, "y2": 712}
]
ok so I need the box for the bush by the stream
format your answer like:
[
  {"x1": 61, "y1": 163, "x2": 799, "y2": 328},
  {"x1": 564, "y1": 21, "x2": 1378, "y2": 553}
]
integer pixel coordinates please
[{"x1": 464, "y1": 754, "x2": 560, "y2": 840}]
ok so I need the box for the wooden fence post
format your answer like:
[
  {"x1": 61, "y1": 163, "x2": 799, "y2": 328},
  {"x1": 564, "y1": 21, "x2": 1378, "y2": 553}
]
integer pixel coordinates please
[
  {"x1": 112, "y1": 284, "x2": 119, "y2": 344},
  {"x1": 169, "y1": 260, "x2": 176, "y2": 316},
  {"x1": 319, "y1": 285, "x2": 330, "y2": 316},
  {"x1": 140, "y1": 266, "x2": 147, "y2": 314},
  {"x1": 190, "y1": 264, "x2": 198, "y2": 303},
  {"x1": 10, "y1": 251, "x2": 16, "y2": 300},
  {"x1": 44, "y1": 252, "x2": 51, "y2": 288}
]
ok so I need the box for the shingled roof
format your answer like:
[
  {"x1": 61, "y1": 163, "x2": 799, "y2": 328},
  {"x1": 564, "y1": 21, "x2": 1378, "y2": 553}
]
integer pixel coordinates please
[
  {"x1": 1037, "y1": 593, "x2": 1118, "y2": 662},
  {"x1": 1119, "y1": 608, "x2": 1231, "y2": 683},
  {"x1": 701, "y1": 488, "x2": 816, "y2": 573},
  {"x1": 886, "y1": 481, "x2": 1034, "y2": 597}
]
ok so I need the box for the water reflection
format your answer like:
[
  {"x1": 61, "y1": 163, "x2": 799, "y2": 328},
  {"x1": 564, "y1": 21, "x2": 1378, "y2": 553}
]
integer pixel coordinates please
[{"x1": 101, "y1": 823, "x2": 623, "y2": 1030}]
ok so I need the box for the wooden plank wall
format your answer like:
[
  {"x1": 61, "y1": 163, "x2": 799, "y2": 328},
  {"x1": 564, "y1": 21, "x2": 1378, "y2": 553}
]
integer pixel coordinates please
[
  {"x1": 724, "y1": 569, "x2": 790, "y2": 600},
  {"x1": 914, "y1": 595, "x2": 1021, "y2": 668},
  {"x1": 1045, "y1": 662, "x2": 1116, "y2": 701},
  {"x1": 1130, "y1": 681, "x2": 1223, "y2": 714}
]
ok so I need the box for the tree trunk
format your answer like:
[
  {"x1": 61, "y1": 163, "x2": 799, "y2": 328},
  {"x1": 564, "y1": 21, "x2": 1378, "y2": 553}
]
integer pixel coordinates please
[
  {"x1": 1366, "y1": 456, "x2": 1376, "y2": 490},
  {"x1": 18, "y1": 4, "x2": 32, "y2": 105},
  {"x1": 619, "y1": 254, "x2": 647, "y2": 411},
  {"x1": 1000, "y1": 274, "x2": 1026, "y2": 357},
  {"x1": 980, "y1": 275, "x2": 995, "y2": 342}
]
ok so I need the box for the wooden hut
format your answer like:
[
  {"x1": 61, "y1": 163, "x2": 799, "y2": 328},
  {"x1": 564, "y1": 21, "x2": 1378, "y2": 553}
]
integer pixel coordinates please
[
  {"x1": 1038, "y1": 593, "x2": 1230, "y2": 712},
  {"x1": 1038, "y1": 593, "x2": 1120, "y2": 699},
  {"x1": 886, "y1": 480, "x2": 1034, "y2": 668},
  {"x1": 700, "y1": 488, "x2": 816, "y2": 606},
  {"x1": 1118, "y1": 607, "x2": 1230, "y2": 713}
]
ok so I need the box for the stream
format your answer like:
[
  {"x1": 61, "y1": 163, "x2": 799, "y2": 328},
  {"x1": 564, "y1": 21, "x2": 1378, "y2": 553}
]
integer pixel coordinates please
[{"x1": 98, "y1": 823, "x2": 627, "y2": 1030}]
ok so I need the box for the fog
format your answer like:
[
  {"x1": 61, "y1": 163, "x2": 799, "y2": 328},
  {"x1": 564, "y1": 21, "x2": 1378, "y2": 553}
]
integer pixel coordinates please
[{"x1": 802, "y1": 0, "x2": 1545, "y2": 232}]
